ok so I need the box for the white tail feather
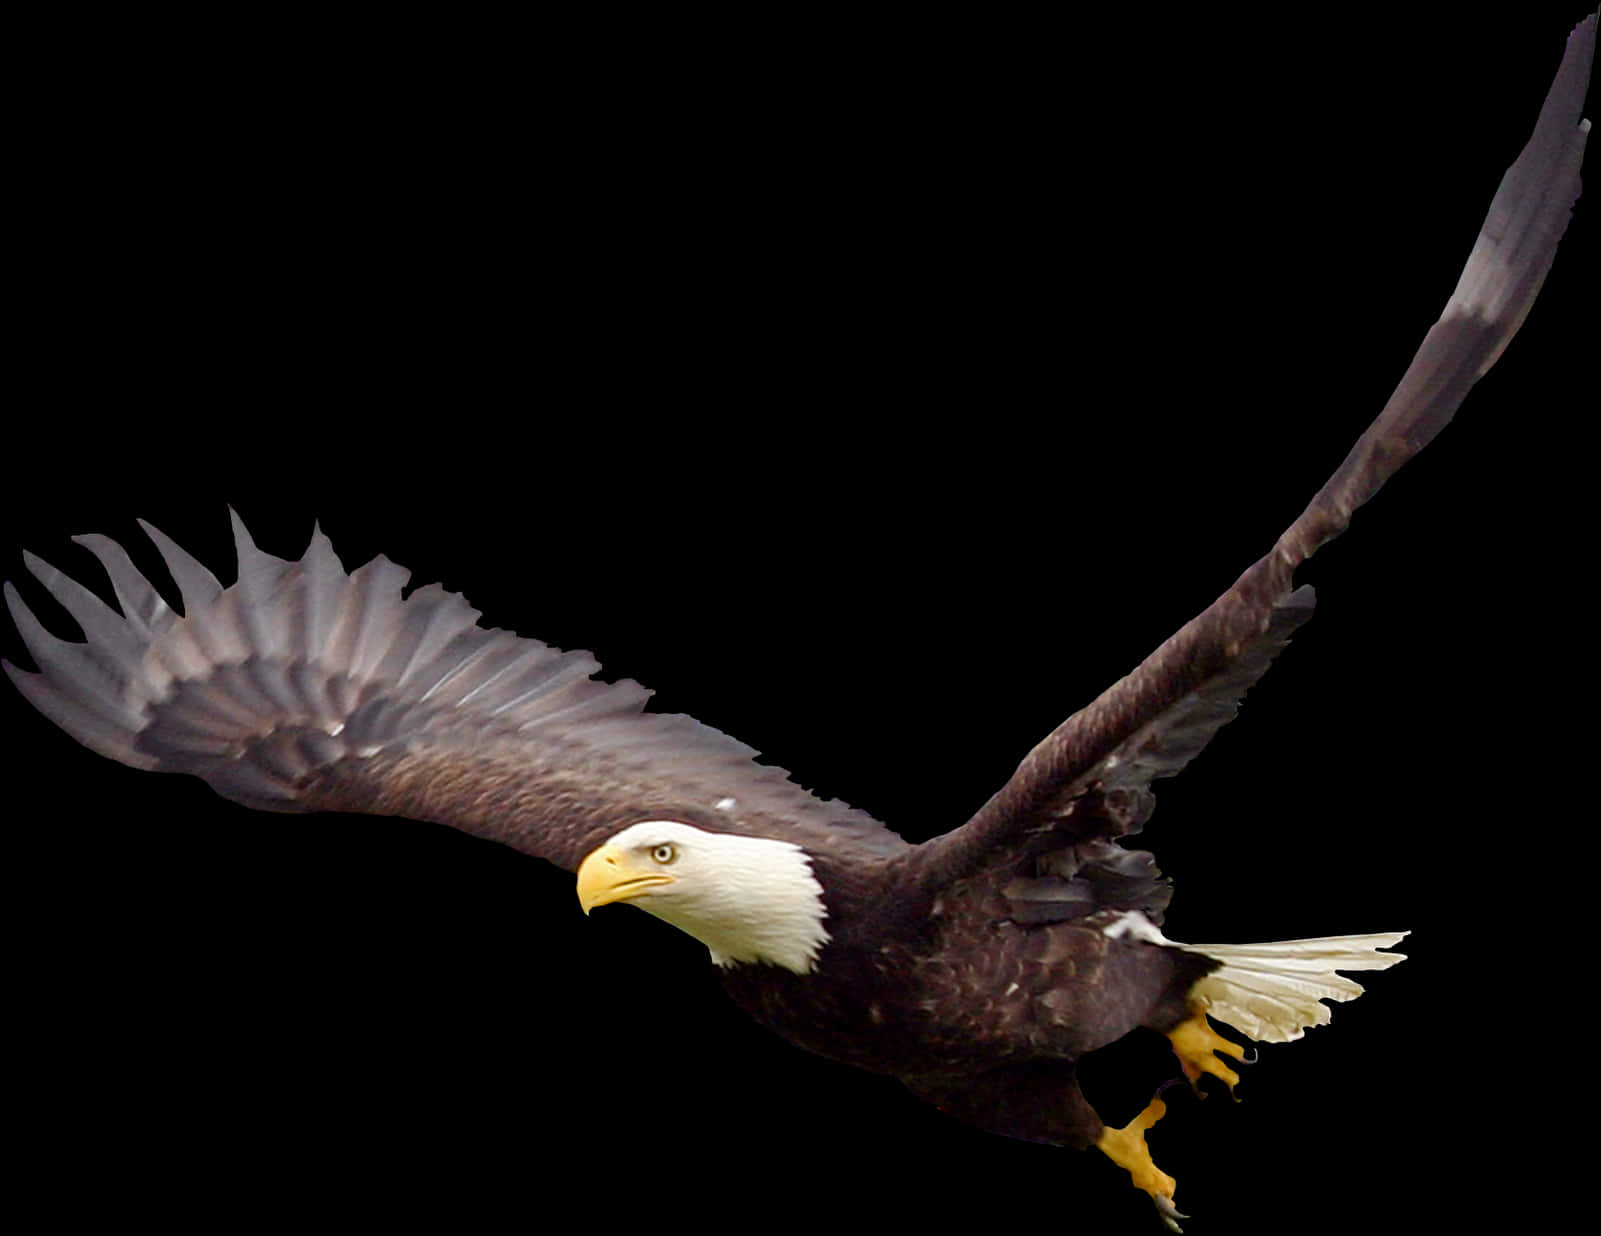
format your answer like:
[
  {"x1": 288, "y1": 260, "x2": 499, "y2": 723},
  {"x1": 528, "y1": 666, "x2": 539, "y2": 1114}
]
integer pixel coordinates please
[{"x1": 1188, "y1": 932, "x2": 1408, "y2": 1044}]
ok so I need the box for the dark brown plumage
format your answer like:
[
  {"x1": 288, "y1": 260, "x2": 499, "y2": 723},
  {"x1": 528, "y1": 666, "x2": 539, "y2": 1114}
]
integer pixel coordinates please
[{"x1": 4, "y1": 12, "x2": 1593, "y2": 1234}]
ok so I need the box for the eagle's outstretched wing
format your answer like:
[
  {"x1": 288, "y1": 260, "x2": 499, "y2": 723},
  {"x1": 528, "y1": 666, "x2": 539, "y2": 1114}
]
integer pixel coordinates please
[
  {"x1": 907, "y1": 13, "x2": 1595, "y2": 891},
  {"x1": 5, "y1": 511, "x2": 908, "y2": 873}
]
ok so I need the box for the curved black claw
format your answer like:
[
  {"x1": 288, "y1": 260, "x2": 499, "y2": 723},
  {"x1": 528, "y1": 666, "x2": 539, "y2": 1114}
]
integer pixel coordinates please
[
  {"x1": 1153, "y1": 1193, "x2": 1190, "y2": 1233},
  {"x1": 1185, "y1": 1042, "x2": 1256, "y2": 1101},
  {"x1": 1153, "y1": 1075, "x2": 1188, "y2": 1100}
]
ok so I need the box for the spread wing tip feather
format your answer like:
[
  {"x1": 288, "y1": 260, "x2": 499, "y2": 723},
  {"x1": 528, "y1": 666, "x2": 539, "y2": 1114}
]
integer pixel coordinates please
[{"x1": 1438, "y1": 9, "x2": 1593, "y2": 356}]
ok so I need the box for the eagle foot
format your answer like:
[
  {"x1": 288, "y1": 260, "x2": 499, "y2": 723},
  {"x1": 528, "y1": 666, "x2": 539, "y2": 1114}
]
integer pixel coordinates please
[
  {"x1": 1167, "y1": 1008, "x2": 1249, "y2": 1098},
  {"x1": 1096, "y1": 1096, "x2": 1186, "y2": 1232}
]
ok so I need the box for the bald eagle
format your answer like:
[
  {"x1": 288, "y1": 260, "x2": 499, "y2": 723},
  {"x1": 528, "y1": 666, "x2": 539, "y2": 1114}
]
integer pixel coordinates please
[{"x1": 6, "y1": 15, "x2": 1592, "y2": 1231}]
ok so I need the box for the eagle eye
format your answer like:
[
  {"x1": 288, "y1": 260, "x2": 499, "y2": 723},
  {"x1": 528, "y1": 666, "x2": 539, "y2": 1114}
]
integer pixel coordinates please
[{"x1": 651, "y1": 843, "x2": 678, "y2": 865}]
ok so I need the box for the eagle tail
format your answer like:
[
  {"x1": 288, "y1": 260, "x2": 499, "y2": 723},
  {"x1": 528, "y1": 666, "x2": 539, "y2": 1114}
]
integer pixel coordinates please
[{"x1": 1186, "y1": 932, "x2": 1407, "y2": 1044}]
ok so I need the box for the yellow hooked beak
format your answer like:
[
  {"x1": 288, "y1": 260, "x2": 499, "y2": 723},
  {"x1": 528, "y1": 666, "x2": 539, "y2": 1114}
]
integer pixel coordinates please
[{"x1": 576, "y1": 842, "x2": 676, "y2": 914}]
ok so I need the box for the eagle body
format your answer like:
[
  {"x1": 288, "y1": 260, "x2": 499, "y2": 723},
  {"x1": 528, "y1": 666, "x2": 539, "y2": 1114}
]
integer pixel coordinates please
[
  {"x1": 4, "y1": 12, "x2": 1594, "y2": 1233},
  {"x1": 718, "y1": 901, "x2": 1213, "y2": 1145}
]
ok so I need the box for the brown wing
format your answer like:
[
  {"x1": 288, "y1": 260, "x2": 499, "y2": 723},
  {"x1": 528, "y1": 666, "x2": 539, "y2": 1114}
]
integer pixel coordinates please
[
  {"x1": 4, "y1": 511, "x2": 907, "y2": 873},
  {"x1": 905, "y1": 13, "x2": 1595, "y2": 893}
]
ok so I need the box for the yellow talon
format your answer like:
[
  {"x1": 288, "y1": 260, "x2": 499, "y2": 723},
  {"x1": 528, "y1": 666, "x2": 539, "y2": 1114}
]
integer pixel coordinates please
[
  {"x1": 1097, "y1": 1096, "x2": 1185, "y2": 1230},
  {"x1": 1167, "y1": 1007, "x2": 1249, "y2": 1096}
]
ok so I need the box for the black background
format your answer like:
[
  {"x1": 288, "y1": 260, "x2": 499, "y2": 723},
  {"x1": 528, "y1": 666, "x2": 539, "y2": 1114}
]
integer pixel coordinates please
[{"x1": 6, "y1": 8, "x2": 1592, "y2": 1233}]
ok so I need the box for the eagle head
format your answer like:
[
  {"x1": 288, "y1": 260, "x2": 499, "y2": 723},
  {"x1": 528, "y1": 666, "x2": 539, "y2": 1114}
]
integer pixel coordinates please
[{"x1": 576, "y1": 820, "x2": 830, "y2": 974}]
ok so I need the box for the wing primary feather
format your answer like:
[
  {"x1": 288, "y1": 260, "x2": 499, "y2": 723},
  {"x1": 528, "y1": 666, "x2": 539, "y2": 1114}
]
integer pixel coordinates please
[
  {"x1": 295, "y1": 523, "x2": 344, "y2": 663},
  {"x1": 137, "y1": 519, "x2": 223, "y2": 616},
  {"x1": 69, "y1": 533, "x2": 174, "y2": 639},
  {"x1": 227, "y1": 508, "x2": 301, "y2": 662}
]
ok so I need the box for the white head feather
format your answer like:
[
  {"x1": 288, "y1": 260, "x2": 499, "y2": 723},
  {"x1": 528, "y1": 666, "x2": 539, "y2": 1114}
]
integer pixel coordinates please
[{"x1": 599, "y1": 820, "x2": 830, "y2": 974}]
